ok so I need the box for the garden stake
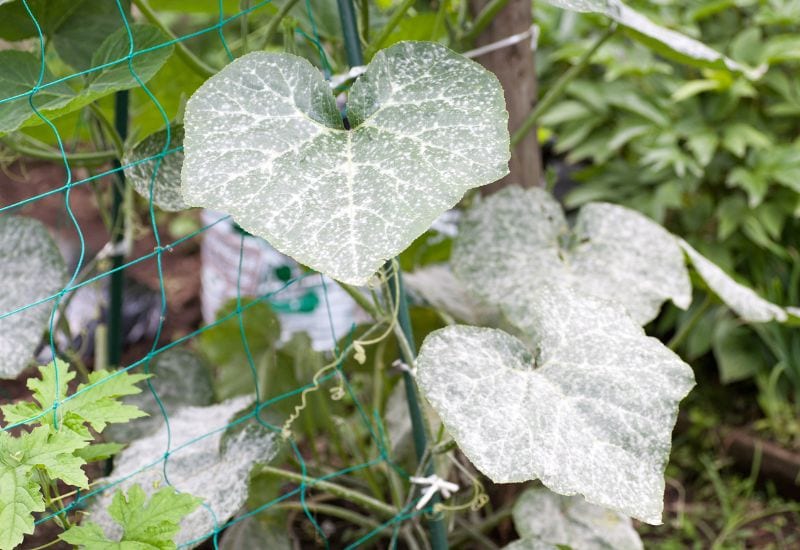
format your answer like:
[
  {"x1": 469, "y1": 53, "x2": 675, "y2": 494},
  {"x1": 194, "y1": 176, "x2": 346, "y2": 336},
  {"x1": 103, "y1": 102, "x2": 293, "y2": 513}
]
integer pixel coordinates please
[
  {"x1": 334, "y1": 1, "x2": 450, "y2": 547},
  {"x1": 108, "y1": 91, "x2": 128, "y2": 369}
]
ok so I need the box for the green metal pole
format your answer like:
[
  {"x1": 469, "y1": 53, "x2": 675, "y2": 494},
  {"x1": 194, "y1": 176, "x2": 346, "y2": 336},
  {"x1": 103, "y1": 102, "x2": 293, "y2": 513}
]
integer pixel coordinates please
[
  {"x1": 333, "y1": 2, "x2": 449, "y2": 547},
  {"x1": 336, "y1": 0, "x2": 364, "y2": 66},
  {"x1": 108, "y1": 90, "x2": 129, "y2": 368}
]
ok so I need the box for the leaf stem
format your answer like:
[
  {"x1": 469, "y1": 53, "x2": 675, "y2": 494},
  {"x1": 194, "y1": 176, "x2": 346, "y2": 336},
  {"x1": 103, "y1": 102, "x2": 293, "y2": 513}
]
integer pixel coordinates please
[
  {"x1": 448, "y1": 505, "x2": 512, "y2": 547},
  {"x1": 256, "y1": 465, "x2": 398, "y2": 517},
  {"x1": 454, "y1": 516, "x2": 500, "y2": 549},
  {"x1": 132, "y1": 0, "x2": 218, "y2": 79},
  {"x1": 341, "y1": 282, "x2": 381, "y2": 319},
  {"x1": 0, "y1": 137, "x2": 116, "y2": 166},
  {"x1": 511, "y1": 25, "x2": 616, "y2": 147},
  {"x1": 460, "y1": 0, "x2": 511, "y2": 44},
  {"x1": 668, "y1": 295, "x2": 713, "y2": 351},
  {"x1": 262, "y1": 0, "x2": 302, "y2": 48},
  {"x1": 241, "y1": 0, "x2": 251, "y2": 54},
  {"x1": 88, "y1": 103, "x2": 125, "y2": 158},
  {"x1": 278, "y1": 500, "x2": 381, "y2": 529},
  {"x1": 359, "y1": 0, "x2": 370, "y2": 43},
  {"x1": 364, "y1": 0, "x2": 416, "y2": 58}
]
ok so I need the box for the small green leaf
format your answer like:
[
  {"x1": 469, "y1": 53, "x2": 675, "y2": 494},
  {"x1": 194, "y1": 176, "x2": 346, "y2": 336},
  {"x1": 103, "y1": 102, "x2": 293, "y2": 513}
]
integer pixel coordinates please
[
  {"x1": 181, "y1": 41, "x2": 510, "y2": 285},
  {"x1": 0, "y1": 466, "x2": 44, "y2": 550},
  {"x1": 0, "y1": 426, "x2": 91, "y2": 550},
  {"x1": 712, "y1": 315, "x2": 762, "y2": 384},
  {"x1": 60, "y1": 484, "x2": 201, "y2": 550},
  {"x1": 0, "y1": 216, "x2": 67, "y2": 379},
  {"x1": 90, "y1": 397, "x2": 278, "y2": 546},
  {"x1": 671, "y1": 79, "x2": 722, "y2": 102},
  {"x1": 198, "y1": 299, "x2": 281, "y2": 400},
  {"x1": 1, "y1": 361, "x2": 149, "y2": 436},
  {"x1": 721, "y1": 122, "x2": 772, "y2": 157},
  {"x1": 20, "y1": 427, "x2": 89, "y2": 488},
  {"x1": 416, "y1": 284, "x2": 695, "y2": 524},
  {"x1": 123, "y1": 125, "x2": 187, "y2": 211},
  {"x1": 51, "y1": 0, "x2": 128, "y2": 71},
  {"x1": 74, "y1": 442, "x2": 125, "y2": 462},
  {"x1": 86, "y1": 24, "x2": 174, "y2": 94}
]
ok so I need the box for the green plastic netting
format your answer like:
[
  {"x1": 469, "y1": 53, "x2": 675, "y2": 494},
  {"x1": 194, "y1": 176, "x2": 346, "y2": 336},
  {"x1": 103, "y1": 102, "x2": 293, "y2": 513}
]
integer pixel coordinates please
[{"x1": 0, "y1": 1, "x2": 439, "y2": 547}]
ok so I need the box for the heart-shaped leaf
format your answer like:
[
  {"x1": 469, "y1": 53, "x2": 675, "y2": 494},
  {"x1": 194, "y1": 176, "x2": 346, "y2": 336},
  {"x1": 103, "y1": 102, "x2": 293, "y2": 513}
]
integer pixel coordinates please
[
  {"x1": 181, "y1": 41, "x2": 509, "y2": 285},
  {"x1": 453, "y1": 186, "x2": 691, "y2": 325},
  {"x1": 504, "y1": 487, "x2": 643, "y2": 550},
  {"x1": 0, "y1": 216, "x2": 67, "y2": 379},
  {"x1": 416, "y1": 284, "x2": 695, "y2": 523}
]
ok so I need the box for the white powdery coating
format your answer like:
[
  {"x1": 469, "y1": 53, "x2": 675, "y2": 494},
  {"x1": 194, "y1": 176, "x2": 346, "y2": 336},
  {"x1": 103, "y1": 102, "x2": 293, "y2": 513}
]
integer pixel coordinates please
[
  {"x1": 181, "y1": 41, "x2": 509, "y2": 285},
  {"x1": 89, "y1": 396, "x2": 276, "y2": 546},
  {"x1": 404, "y1": 264, "x2": 499, "y2": 325},
  {"x1": 509, "y1": 487, "x2": 643, "y2": 550},
  {"x1": 0, "y1": 216, "x2": 67, "y2": 379},
  {"x1": 416, "y1": 284, "x2": 695, "y2": 524},
  {"x1": 679, "y1": 239, "x2": 788, "y2": 323},
  {"x1": 123, "y1": 125, "x2": 187, "y2": 212},
  {"x1": 544, "y1": 1, "x2": 762, "y2": 78},
  {"x1": 452, "y1": 186, "x2": 691, "y2": 326}
]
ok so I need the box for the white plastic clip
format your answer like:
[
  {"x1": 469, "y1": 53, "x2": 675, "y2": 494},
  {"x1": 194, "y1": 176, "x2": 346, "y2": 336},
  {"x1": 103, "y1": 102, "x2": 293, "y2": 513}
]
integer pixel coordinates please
[
  {"x1": 391, "y1": 359, "x2": 416, "y2": 377},
  {"x1": 410, "y1": 475, "x2": 460, "y2": 510}
]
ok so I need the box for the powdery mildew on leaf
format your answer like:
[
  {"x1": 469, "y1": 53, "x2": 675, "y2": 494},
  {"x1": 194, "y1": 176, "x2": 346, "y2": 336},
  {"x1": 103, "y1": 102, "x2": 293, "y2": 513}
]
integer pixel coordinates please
[
  {"x1": 0, "y1": 216, "x2": 67, "y2": 379},
  {"x1": 544, "y1": 0, "x2": 764, "y2": 79},
  {"x1": 123, "y1": 125, "x2": 187, "y2": 211},
  {"x1": 506, "y1": 487, "x2": 643, "y2": 550},
  {"x1": 416, "y1": 284, "x2": 695, "y2": 524},
  {"x1": 90, "y1": 396, "x2": 277, "y2": 547},
  {"x1": 678, "y1": 239, "x2": 788, "y2": 323},
  {"x1": 181, "y1": 41, "x2": 509, "y2": 285},
  {"x1": 453, "y1": 186, "x2": 691, "y2": 326},
  {"x1": 104, "y1": 350, "x2": 214, "y2": 443}
]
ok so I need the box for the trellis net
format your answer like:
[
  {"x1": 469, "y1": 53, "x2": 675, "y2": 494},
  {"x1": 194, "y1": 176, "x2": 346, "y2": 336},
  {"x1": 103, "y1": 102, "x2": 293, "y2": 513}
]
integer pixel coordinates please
[{"x1": 0, "y1": 1, "x2": 450, "y2": 547}]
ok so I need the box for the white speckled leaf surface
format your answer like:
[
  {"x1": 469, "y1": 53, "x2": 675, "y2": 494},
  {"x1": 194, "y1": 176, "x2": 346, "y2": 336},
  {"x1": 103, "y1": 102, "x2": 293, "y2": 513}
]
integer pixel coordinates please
[
  {"x1": 123, "y1": 125, "x2": 187, "y2": 212},
  {"x1": 506, "y1": 487, "x2": 643, "y2": 550},
  {"x1": 89, "y1": 396, "x2": 276, "y2": 547},
  {"x1": 181, "y1": 41, "x2": 509, "y2": 285},
  {"x1": 678, "y1": 239, "x2": 787, "y2": 323},
  {"x1": 416, "y1": 284, "x2": 695, "y2": 524},
  {"x1": 544, "y1": 1, "x2": 763, "y2": 79},
  {"x1": 0, "y1": 216, "x2": 67, "y2": 379},
  {"x1": 453, "y1": 186, "x2": 691, "y2": 326}
]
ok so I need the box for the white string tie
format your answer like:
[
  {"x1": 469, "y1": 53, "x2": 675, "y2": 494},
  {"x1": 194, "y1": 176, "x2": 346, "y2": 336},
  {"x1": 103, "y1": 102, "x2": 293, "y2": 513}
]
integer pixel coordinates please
[
  {"x1": 392, "y1": 358, "x2": 416, "y2": 377},
  {"x1": 410, "y1": 474, "x2": 460, "y2": 510}
]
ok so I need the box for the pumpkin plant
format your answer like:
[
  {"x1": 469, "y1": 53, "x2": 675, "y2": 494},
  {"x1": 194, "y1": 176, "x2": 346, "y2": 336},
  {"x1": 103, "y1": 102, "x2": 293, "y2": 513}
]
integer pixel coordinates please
[{"x1": 1, "y1": 0, "x2": 797, "y2": 547}]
